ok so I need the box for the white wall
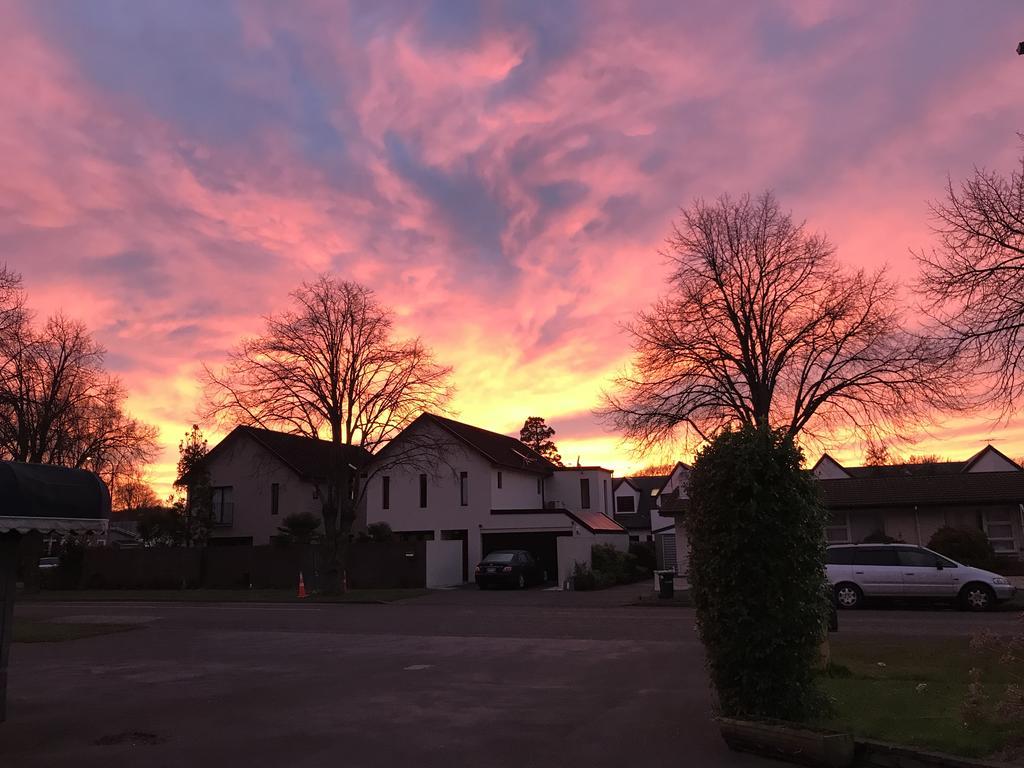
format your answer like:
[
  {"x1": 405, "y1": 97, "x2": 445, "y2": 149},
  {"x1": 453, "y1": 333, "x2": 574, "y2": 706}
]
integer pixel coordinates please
[
  {"x1": 613, "y1": 483, "x2": 640, "y2": 516},
  {"x1": 425, "y1": 540, "x2": 464, "y2": 587},
  {"x1": 547, "y1": 468, "x2": 614, "y2": 516},
  {"x1": 966, "y1": 447, "x2": 1019, "y2": 472},
  {"x1": 812, "y1": 456, "x2": 851, "y2": 480},
  {"x1": 556, "y1": 532, "x2": 629, "y2": 586},
  {"x1": 366, "y1": 420, "x2": 493, "y2": 575},
  {"x1": 491, "y1": 467, "x2": 545, "y2": 509},
  {"x1": 205, "y1": 435, "x2": 322, "y2": 545}
]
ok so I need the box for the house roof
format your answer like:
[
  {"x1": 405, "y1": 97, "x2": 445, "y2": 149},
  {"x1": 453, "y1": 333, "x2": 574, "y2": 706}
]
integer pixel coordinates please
[
  {"x1": 179, "y1": 425, "x2": 372, "y2": 485},
  {"x1": 812, "y1": 444, "x2": 1022, "y2": 481},
  {"x1": 819, "y1": 471, "x2": 1024, "y2": 508},
  {"x1": 420, "y1": 414, "x2": 556, "y2": 474},
  {"x1": 659, "y1": 489, "x2": 690, "y2": 515},
  {"x1": 612, "y1": 474, "x2": 670, "y2": 529},
  {"x1": 490, "y1": 507, "x2": 626, "y2": 534}
]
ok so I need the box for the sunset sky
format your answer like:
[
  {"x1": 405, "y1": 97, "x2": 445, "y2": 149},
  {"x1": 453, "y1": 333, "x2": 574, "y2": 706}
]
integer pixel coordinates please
[{"x1": 3, "y1": 1, "x2": 1024, "y2": 497}]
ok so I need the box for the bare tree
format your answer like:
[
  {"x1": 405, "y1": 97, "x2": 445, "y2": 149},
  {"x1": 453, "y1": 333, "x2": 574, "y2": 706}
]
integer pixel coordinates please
[
  {"x1": 632, "y1": 462, "x2": 677, "y2": 477},
  {"x1": 863, "y1": 441, "x2": 891, "y2": 467},
  {"x1": 0, "y1": 309, "x2": 158, "y2": 489},
  {"x1": 203, "y1": 275, "x2": 453, "y2": 591},
  {"x1": 917, "y1": 140, "x2": 1024, "y2": 409},
  {"x1": 602, "y1": 193, "x2": 960, "y2": 451}
]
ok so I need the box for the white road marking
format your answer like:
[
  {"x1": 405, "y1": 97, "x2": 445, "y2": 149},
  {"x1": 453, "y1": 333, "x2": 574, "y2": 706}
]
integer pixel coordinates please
[{"x1": 403, "y1": 664, "x2": 434, "y2": 671}]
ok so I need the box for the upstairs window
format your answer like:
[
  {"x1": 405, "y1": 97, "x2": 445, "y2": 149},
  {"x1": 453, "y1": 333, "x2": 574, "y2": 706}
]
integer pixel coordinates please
[
  {"x1": 382, "y1": 476, "x2": 390, "y2": 510},
  {"x1": 270, "y1": 483, "x2": 280, "y2": 516},
  {"x1": 460, "y1": 472, "x2": 468, "y2": 506},
  {"x1": 580, "y1": 478, "x2": 591, "y2": 510},
  {"x1": 497, "y1": 471, "x2": 503, "y2": 489},
  {"x1": 419, "y1": 474, "x2": 427, "y2": 508},
  {"x1": 616, "y1": 496, "x2": 635, "y2": 513},
  {"x1": 537, "y1": 477, "x2": 542, "y2": 494}
]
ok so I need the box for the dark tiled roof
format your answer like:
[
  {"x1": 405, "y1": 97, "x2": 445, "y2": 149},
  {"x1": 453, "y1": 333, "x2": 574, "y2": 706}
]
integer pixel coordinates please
[
  {"x1": 181, "y1": 426, "x2": 372, "y2": 484},
  {"x1": 425, "y1": 414, "x2": 556, "y2": 474},
  {"x1": 819, "y1": 471, "x2": 1024, "y2": 508},
  {"x1": 612, "y1": 474, "x2": 670, "y2": 529},
  {"x1": 489, "y1": 507, "x2": 626, "y2": 534},
  {"x1": 844, "y1": 462, "x2": 966, "y2": 479},
  {"x1": 658, "y1": 489, "x2": 690, "y2": 514}
]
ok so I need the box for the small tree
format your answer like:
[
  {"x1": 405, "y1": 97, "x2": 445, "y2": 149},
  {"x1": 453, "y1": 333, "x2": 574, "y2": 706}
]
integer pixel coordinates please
[
  {"x1": 864, "y1": 441, "x2": 890, "y2": 467},
  {"x1": 277, "y1": 512, "x2": 321, "y2": 545},
  {"x1": 175, "y1": 425, "x2": 213, "y2": 546},
  {"x1": 136, "y1": 506, "x2": 186, "y2": 547},
  {"x1": 687, "y1": 425, "x2": 829, "y2": 720},
  {"x1": 365, "y1": 522, "x2": 394, "y2": 543},
  {"x1": 519, "y1": 417, "x2": 562, "y2": 466},
  {"x1": 927, "y1": 526, "x2": 996, "y2": 569}
]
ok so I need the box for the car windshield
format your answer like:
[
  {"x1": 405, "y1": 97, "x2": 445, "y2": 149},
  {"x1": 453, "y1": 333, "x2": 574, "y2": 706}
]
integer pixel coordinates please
[{"x1": 482, "y1": 552, "x2": 517, "y2": 563}]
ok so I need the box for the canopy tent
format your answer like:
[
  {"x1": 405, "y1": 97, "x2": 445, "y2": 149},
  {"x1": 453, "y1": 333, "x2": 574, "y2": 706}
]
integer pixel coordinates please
[{"x1": 0, "y1": 461, "x2": 110, "y2": 722}]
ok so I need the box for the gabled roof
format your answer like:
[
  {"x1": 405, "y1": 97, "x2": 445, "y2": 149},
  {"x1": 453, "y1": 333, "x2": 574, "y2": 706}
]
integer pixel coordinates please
[
  {"x1": 416, "y1": 413, "x2": 556, "y2": 474},
  {"x1": 813, "y1": 444, "x2": 1022, "y2": 481},
  {"x1": 659, "y1": 489, "x2": 690, "y2": 515},
  {"x1": 490, "y1": 507, "x2": 626, "y2": 534},
  {"x1": 178, "y1": 425, "x2": 372, "y2": 485},
  {"x1": 611, "y1": 474, "x2": 670, "y2": 529}
]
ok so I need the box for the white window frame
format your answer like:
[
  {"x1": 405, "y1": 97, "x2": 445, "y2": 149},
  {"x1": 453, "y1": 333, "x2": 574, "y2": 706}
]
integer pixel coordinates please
[
  {"x1": 983, "y1": 509, "x2": 1016, "y2": 553},
  {"x1": 825, "y1": 511, "x2": 850, "y2": 545}
]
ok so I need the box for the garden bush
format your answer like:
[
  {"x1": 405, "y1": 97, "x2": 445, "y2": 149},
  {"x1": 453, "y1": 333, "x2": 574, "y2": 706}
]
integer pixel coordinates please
[
  {"x1": 687, "y1": 425, "x2": 830, "y2": 721},
  {"x1": 927, "y1": 526, "x2": 996, "y2": 569},
  {"x1": 629, "y1": 541, "x2": 657, "y2": 571}
]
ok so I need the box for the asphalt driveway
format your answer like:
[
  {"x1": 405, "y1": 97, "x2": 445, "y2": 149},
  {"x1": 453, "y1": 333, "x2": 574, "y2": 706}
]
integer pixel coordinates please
[{"x1": 1, "y1": 593, "x2": 774, "y2": 768}]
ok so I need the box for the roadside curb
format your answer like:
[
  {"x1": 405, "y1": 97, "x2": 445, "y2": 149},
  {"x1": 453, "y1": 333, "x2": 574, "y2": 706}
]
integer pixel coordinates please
[{"x1": 718, "y1": 718, "x2": 1016, "y2": 768}]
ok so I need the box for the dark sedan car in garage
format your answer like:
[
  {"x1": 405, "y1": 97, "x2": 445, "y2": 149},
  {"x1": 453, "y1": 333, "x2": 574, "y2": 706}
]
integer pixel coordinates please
[{"x1": 474, "y1": 550, "x2": 545, "y2": 589}]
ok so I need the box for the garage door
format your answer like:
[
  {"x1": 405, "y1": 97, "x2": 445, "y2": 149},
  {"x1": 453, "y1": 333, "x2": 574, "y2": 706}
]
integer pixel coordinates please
[{"x1": 481, "y1": 532, "x2": 568, "y2": 584}]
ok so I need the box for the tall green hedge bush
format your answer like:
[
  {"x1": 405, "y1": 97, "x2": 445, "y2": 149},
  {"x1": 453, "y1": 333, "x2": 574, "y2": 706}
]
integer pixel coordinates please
[{"x1": 686, "y1": 425, "x2": 829, "y2": 720}]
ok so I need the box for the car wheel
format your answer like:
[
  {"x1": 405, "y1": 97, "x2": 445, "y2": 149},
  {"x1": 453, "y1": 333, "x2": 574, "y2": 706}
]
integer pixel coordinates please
[
  {"x1": 517, "y1": 574, "x2": 525, "y2": 589},
  {"x1": 960, "y1": 583, "x2": 995, "y2": 612},
  {"x1": 834, "y1": 582, "x2": 862, "y2": 610}
]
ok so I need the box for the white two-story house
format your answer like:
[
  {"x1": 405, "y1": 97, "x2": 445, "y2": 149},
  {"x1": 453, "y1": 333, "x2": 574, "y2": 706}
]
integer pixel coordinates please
[
  {"x1": 365, "y1": 413, "x2": 628, "y2": 585},
  {"x1": 612, "y1": 461, "x2": 690, "y2": 570}
]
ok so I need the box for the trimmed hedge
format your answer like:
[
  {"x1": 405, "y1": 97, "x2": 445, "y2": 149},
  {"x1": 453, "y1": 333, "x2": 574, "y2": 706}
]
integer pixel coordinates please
[{"x1": 686, "y1": 425, "x2": 829, "y2": 721}]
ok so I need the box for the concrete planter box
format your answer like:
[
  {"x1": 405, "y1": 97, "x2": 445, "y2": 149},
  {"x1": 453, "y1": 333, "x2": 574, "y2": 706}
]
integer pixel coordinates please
[{"x1": 718, "y1": 717, "x2": 855, "y2": 768}]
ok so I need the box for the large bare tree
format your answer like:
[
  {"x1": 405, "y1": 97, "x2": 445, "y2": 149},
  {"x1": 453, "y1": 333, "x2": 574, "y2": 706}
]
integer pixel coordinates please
[
  {"x1": 203, "y1": 275, "x2": 453, "y2": 591},
  {"x1": 602, "y1": 193, "x2": 959, "y2": 450},
  {"x1": 917, "y1": 141, "x2": 1024, "y2": 408},
  {"x1": 0, "y1": 275, "x2": 158, "y2": 493}
]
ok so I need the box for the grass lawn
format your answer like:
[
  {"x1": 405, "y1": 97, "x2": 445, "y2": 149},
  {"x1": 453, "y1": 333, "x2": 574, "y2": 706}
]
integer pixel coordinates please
[
  {"x1": 815, "y1": 636, "x2": 1024, "y2": 759},
  {"x1": 13, "y1": 619, "x2": 138, "y2": 643},
  {"x1": 19, "y1": 588, "x2": 431, "y2": 604}
]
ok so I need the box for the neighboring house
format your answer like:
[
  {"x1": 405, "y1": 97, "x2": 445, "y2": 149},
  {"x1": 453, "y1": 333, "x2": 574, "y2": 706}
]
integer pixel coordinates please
[
  {"x1": 365, "y1": 413, "x2": 628, "y2": 586},
  {"x1": 812, "y1": 445, "x2": 1024, "y2": 558},
  {"x1": 180, "y1": 426, "x2": 372, "y2": 546},
  {"x1": 612, "y1": 461, "x2": 691, "y2": 570}
]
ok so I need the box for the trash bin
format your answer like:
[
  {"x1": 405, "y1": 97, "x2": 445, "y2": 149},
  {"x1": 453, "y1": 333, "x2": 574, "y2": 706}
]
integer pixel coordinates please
[{"x1": 658, "y1": 570, "x2": 675, "y2": 599}]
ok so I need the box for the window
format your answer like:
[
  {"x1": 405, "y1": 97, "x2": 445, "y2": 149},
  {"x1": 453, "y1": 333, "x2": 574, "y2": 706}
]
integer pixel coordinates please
[
  {"x1": 616, "y1": 496, "x2": 636, "y2": 513},
  {"x1": 825, "y1": 547, "x2": 854, "y2": 565},
  {"x1": 211, "y1": 486, "x2": 234, "y2": 527},
  {"x1": 983, "y1": 509, "x2": 1016, "y2": 553},
  {"x1": 537, "y1": 477, "x2": 542, "y2": 495},
  {"x1": 419, "y1": 474, "x2": 427, "y2": 508},
  {"x1": 853, "y1": 547, "x2": 899, "y2": 567},
  {"x1": 270, "y1": 483, "x2": 279, "y2": 516},
  {"x1": 580, "y1": 478, "x2": 591, "y2": 509},
  {"x1": 497, "y1": 471, "x2": 502, "y2": 489},
  {"x1": 897, "y1": 548, "x2": 955, "y2": 568},
  {"x1": 382, "y1": 476, "x2": 390, "y2": 510},
  {"x1": 460, "y1": 471, "x2": 468, "y2": 506},
  {"x1": 824, "y1": 511, "x2": 850, "y2": 544}
]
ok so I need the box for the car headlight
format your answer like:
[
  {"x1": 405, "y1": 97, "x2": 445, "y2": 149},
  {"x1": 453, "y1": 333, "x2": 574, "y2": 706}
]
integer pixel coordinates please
[{"x1": 992, "y1": 577, "x2": 1010, "y2": 586}]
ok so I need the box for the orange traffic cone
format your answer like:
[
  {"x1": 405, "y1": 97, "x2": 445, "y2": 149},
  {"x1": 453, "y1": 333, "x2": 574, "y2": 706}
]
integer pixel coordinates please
[{"x1": 297, "y1": 571, "x2": 308, "y2": 599}]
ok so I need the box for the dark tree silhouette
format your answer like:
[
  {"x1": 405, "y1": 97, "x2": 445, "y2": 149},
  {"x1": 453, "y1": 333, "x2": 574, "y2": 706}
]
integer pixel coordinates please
[
  {"x1": 519, "y1": 416, "x2": 563, "y2": 465},
  {"x1": 203, "y1": 275, "x2": 453, "y2": 592},
  {"x1": 863, "y1": 441, "x2": 890, "y2": 467},
  {"x1": 0, "y1": 272, "x2": 157, "y2": 495},
  {"x1": 175, "y1": 424, "x2": 213, "y2": 545},
  {"x1": 602, "y1": 192, "x2": 959, "y2": 450},
  {"x1": 917, "y1": 139, "x2": 1024, "y2": 409}
]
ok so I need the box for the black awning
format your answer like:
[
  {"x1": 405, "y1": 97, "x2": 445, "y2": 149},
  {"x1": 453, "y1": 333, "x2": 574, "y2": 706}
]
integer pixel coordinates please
[{"x1": 0, "y1": 461, "x2": 111, "y2": 525}]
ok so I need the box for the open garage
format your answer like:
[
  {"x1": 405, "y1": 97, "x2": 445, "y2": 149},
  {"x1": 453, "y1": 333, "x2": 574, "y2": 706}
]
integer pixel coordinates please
[{"x1": 481, "y1": 531, "x2": 569, "y2": 583}]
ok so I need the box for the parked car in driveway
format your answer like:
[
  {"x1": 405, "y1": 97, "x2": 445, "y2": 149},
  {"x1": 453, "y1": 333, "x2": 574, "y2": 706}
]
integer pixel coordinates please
[
  {"x1": 38, "y1": 556, "x2": 60, "y2": 570},
  {"x1": 474, "y1": 550, "x2": 544, "y2": 590},
  {"x1": 826, "y1": 543, "x2": 1016, "y2": 612}
]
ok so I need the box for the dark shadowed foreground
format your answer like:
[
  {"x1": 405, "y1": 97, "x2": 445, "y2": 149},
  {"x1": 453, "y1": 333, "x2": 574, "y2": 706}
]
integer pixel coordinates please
[{"x1": 0, "y1": 587, "x2": 777, "y2": 768}]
